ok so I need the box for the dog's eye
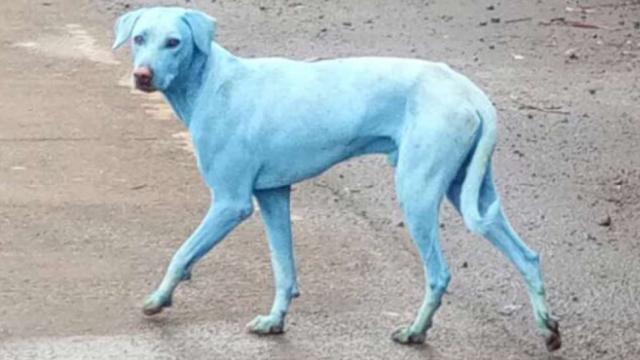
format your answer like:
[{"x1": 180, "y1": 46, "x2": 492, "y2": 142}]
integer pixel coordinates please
[
  {"x1": 133, "y1": 35, "x2": 145, "y2": 46},
  {"x1": 166, "y1": 38, "x2": 181, "y2": 49}
]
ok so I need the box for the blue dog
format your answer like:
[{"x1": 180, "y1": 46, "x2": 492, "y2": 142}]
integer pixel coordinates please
[{"x1": 113, "y1": 7, "x2": 561, "y2": 351}]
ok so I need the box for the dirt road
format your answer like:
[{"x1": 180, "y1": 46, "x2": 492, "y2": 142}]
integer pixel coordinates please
[{"x1": 1, "y1": 0, "x2": 639, "y2": 359}]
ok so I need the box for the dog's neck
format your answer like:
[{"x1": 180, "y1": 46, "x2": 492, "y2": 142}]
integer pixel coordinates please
[{"x1": 162, "y1": 42, "x2": 239, "y2": 127}]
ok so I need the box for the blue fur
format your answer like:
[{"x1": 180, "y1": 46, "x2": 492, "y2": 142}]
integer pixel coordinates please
[{"x1": 114, "y1": 7, "x2": 560, "y2": 350}]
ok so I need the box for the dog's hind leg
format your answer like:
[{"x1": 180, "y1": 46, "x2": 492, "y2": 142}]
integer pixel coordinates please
[
  {"x1": 391, "y1": 123, "x2": 471, "y2": 345},
  {"x1": 247, "y1": 186, "x2": 299, "y2": 335},
  {"x1": 447, "y1": 168, "x2": 561, "y2": 351},
  {"x1": 142, "y1": 191, "x2": 254, "y2": 316}
]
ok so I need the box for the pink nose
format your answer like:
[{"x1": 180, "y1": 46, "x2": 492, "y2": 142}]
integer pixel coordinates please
[{"x1": 133, "y1": 66, "x2": 153, "y2": 87}]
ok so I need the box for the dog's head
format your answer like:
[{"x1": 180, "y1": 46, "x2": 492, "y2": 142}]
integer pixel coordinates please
[{"x1": 113, "y1": 7, "x2": 216, "y2": 93}]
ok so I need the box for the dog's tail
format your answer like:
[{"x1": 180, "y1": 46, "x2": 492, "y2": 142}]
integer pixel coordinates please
[{"x1": 459, "y1": 103, "x2": 500, "y2": 235}]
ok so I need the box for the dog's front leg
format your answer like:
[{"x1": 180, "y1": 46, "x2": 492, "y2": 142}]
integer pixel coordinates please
[
  {"x1": 142, "y1": 194, "x2": 254, "y2": 316},
  {"x1": 247, "y1": 186, "x2": 298, "y2": 335}
]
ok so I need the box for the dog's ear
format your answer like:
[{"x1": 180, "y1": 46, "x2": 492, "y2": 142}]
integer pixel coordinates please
[
  {"x1": 112, "y1": 8, "x2": 146, "y2": 50},
  {"x1": 183, "y1": 10, "x2": 216, "y2": 55}
]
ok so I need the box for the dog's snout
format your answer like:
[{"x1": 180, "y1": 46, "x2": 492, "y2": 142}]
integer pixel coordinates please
[
  {"x1": 133, "y1": 66, "x2": 155, "y2": 91},
  {"x1": 134, "y1": 66, "x2": 153, "y2": 82}
]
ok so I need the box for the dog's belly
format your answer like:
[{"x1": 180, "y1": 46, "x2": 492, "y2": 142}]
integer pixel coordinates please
[{"x1": 254, "y1": 134, "x2": 397, "y2": 189}]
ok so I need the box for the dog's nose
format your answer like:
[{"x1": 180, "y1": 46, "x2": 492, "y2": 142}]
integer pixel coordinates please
[{"x1": 133, "y1": 66, "x2": 153, "y2": 87}]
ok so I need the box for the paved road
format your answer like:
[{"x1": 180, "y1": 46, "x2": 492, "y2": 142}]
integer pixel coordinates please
[{"x1": 1, "y1": 0, "x2": 639, "y2": 359}]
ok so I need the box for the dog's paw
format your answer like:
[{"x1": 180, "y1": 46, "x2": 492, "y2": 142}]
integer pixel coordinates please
[
  {"x1": 391, "y1": 326, "x2": 426, "y2": 345},
  {"x1": 142, "y1": 293, "x2": 172, "y2": 316},
  {"x1": 543, "y1": 317, "x2": 562, "y2": 352},
  {"x1": 246, "y1": 315, "x2": 285, "y2": 335}
]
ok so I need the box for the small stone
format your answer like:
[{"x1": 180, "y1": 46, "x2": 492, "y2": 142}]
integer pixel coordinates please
[
  {"x1": 397, "y1": 221, "x2": 405, "y2": 228},
  {"x1": 491, "y1": 17, "x2": 501, "y2": 23},
  {"x1": 598, "y1": 216, "x2": 611, "y2": 227},
  {"x1": 461, "y1": 261, "x2": 468, "y2": 268},
  {"x1": 498, "y1": 304, "x2": 521, "y2": 316}
]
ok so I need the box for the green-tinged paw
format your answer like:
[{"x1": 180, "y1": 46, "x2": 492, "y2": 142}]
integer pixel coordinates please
[
  {"x1": 391, "y1": 326, "x2": 426, "y2": 345},
  {"x1": 246, "y1": 315, "x2": 285, "y2": 335},
  {"x1": 142, "y1": 293, "x2": 172, "y2": 316}
]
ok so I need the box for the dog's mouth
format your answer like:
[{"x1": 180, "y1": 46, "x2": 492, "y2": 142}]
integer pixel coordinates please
[
  {"x1": 136, "y1": 85, "x2": 158, "y2": 93},
  {"x1": 135, "y1": 82, "x2": 158, "y2": 93}
]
